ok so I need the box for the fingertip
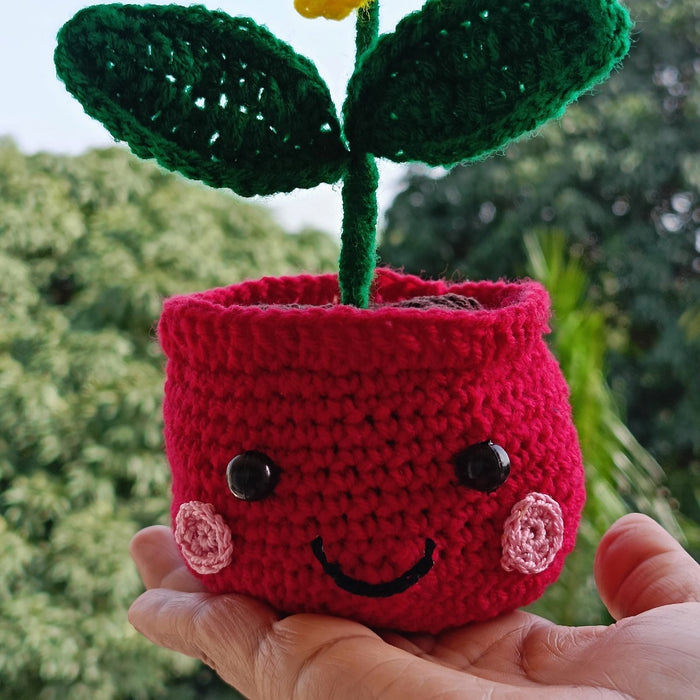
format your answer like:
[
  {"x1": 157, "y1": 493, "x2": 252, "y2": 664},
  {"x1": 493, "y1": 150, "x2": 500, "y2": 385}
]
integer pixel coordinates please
[
  {"x1": 594, "y1": 513, "x2": 657, "y2": 571},
  {"x1": 130, "y1": 525, "x2": 174, "y2": 558},
  {"x1": 127, "y1": 590, "x2": 151, "y2": 632},
  {"x1": 595, "y1": 512, "x2": 700, "y2": 619},
  {"x1": 130, "y1": 525, "x2": 205, "y2": 592},
  {"x1": 127, "y1": 588, "x2": 209, "y2": 660},
  {"x1": 127, "y1": 588, "x2": 166, "y2": 641}
]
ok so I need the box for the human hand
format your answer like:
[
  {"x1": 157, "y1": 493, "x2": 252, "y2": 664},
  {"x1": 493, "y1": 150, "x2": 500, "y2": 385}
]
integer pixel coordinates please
[{"x1": 129, "y1": 513, "x2": 700, "y2": 699}]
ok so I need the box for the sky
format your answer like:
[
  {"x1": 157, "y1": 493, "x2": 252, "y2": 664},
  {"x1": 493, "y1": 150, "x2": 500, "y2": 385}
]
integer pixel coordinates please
[{"x1": 0, "y1": 0, "x2": 431, "y2": 236}]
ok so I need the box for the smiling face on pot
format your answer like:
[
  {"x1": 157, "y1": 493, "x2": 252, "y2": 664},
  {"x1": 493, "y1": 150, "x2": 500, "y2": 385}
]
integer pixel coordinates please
[{"x1": 162, "y1": 273, "x2": 585, "y2": 633}]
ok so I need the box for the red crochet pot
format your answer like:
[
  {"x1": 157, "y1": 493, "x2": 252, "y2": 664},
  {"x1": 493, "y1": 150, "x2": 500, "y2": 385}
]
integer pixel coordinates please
[{"x1": 159, "y1": 268, "x2": 584, "y2": 633}]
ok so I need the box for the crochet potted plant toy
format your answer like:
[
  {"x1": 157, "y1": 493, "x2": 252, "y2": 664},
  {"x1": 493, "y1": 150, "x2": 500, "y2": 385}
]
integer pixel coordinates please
[{"x1": 56, "y1": 0, "x2": 632, "y2": 633}]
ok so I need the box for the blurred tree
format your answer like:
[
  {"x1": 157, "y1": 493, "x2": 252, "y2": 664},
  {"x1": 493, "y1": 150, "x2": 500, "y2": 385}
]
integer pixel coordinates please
[
  {"x1": 379, "y1": 0, "x2": 700, "y2": 538},
  {"x1": 0, "y1": 139, "x2": 338, "y2": 699}
]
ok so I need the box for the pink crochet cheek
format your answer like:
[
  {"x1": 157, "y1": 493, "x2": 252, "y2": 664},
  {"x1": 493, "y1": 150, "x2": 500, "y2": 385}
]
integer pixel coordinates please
[
  {"x1": 174, "y1": 501, "x2": 234, "y2": 575},
  {"x1": 500, "y1": 492, "x2": 564, "y2": 575}
]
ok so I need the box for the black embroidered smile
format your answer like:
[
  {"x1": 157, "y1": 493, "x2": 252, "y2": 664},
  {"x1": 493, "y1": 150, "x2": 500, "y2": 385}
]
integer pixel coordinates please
[{"x1": 310, "y1": 537, "x2": 436, "y2": 598}]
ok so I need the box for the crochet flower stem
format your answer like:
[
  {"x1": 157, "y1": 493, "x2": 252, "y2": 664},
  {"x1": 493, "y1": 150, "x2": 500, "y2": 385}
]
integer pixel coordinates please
[{"x1": 338, "y1": 2, "x2": 379, "y2": 308}]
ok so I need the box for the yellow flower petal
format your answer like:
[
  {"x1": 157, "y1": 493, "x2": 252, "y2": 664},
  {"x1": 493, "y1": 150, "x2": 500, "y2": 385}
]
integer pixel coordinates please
[{"x1": 294, "y1": 0, "x2": 374, "y2": 21}]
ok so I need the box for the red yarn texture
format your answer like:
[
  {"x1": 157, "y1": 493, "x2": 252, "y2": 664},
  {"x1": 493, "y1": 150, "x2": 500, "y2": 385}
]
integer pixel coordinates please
[{"x1": 160, "y1": 269, "x2": 585, "y2": 633}]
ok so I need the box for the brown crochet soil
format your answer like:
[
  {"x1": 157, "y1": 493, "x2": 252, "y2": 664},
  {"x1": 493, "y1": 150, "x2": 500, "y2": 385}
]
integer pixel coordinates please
[
  {"x1": 254, "y1": 294, "x2": 484, "y2": 311},
  {"x1": 383, "y1": 294, "x2": 483, "y2": 310}
]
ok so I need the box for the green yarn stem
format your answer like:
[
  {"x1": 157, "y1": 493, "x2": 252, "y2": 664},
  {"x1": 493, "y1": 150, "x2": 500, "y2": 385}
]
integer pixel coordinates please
[
  {"x1": 339, "y1": 1, "x2": 380, "y2": 308},
  {"x1": 340, "y1": 153, "x2": 379, "y2": 307}
]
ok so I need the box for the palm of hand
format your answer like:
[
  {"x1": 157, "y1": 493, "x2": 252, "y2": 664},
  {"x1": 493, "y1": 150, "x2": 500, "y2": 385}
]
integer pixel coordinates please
[{"x1": 129, "y1": 514, "x2": 700, "y2": 700}]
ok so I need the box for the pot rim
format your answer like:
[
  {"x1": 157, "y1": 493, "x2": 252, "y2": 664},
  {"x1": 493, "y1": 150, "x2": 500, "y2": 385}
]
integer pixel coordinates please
[{"x1": 158, "y1": 268, "x2": 551, "y2": 373}]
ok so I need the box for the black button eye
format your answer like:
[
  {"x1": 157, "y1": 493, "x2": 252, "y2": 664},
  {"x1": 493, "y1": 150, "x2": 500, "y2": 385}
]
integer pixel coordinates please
[
  {"x1": 453, "y1": 441, "x2": 511, "y2": 493},
  {"x1": 226, "y1": 451, "x2": 279, "y2": 502}
]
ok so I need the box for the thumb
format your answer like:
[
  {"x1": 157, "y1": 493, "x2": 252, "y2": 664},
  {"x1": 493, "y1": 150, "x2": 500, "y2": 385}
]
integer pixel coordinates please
[
  {"x1": 128, "y1": 588, "x2": 281, "y2": 697},
  {"x1": 594, "y1": 513, "x2": 700, "y2": 620}
]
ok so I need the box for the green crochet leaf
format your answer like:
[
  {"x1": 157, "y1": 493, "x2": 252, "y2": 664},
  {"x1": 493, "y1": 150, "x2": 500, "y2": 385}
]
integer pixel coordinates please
[
  {"x1": 55, "y1": 4, "x2": 348, "y2": 197},
  {"x1": 344, "y1": 0, "x2": 632, "y2": 166}
]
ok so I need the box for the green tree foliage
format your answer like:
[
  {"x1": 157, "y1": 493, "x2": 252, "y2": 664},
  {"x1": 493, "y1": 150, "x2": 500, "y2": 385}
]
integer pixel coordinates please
[
  {"x1": 379, "y1": 0, "x2": 700, "y2": 536},
  {"x1": 0, "y1": 138, "x2": 337, "y2": 699}
]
